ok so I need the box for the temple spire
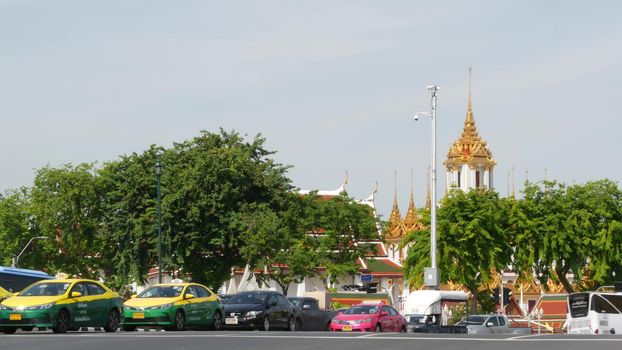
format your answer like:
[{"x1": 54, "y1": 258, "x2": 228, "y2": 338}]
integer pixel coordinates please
[
  {"x1": 404, "y1": 169, "x2": 419, "y2": 231},
  {"x1": 387, "y1": 170, "x2": 403, "y2": 239},
  {"x1": 512, "y1": 166, "x2": 516, "y2": 198},
  {"x1": 467, "y1": 66, "x2": 474, "y2": 123}
]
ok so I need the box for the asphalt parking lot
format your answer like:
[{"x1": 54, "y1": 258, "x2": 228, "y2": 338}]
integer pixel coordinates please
[{"x1": 2, "y1": 330, "x2": 622, "y2": 350}]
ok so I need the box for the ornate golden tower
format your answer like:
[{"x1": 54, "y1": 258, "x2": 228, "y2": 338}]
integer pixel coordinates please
[{"x1": 444, "y1": 67, "x2": 496, "y2": 191}]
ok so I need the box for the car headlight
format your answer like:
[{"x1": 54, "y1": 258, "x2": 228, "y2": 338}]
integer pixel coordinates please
[
  {"x1": 245, "y1": 310, "x2": 262, "y2": 318},
  {"x1": 0, "y1": 304, "x2": 13, "y2": 311},
  {"x1": 22, "y1": 302, "x2": 55, "y2": 310},
  {"x1": 144, "y1": 303, "x2": 173, "y2": 310}
]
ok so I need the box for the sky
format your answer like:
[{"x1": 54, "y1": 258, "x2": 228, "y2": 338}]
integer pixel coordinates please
[{"x1": 2, "y1": 0, "x2": 622, "y2": 219}]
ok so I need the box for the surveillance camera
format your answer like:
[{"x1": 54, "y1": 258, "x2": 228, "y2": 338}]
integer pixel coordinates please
[{"x1": 413, "y1": 115, "x2": 419, "y2": 121}]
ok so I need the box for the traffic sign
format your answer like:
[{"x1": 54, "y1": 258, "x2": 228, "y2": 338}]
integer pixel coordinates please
[{"x1": 360, "y1": 274, "x2": 372, "y2": 282}]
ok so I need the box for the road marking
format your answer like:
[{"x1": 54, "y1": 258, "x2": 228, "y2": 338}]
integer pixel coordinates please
[{"x1": 4, "y1": 333, "x2": 622, "y2": 342}]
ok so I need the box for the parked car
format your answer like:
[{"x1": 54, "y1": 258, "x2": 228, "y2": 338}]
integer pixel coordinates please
[
  {"x1": 223, "y1": 291, "x2": 295, "y2": 331},
  {"x1": 456, "y1": 315, "x2": 516, "y2": 334},
  {"x1": 0, "y1": 278, "x2": 123, "y2": 334},
  {"x1": 330, "y1": 301, "x2": 405, "y2": 332},
  {"x1": 288, "y1": 297, "x2": 337, "y2": 331},
  {"x1": 123, "y1": 282, "x2": 223, "y2": 331}
]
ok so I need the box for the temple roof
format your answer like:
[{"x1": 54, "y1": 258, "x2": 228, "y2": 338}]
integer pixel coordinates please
[{"x1": 445, "y1": 67, "x2": 496, "y2": 168}]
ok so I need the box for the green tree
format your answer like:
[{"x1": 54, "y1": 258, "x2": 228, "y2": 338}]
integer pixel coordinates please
[
  {"x1": 28, "y1": 163, "x2": 104, "y2": 277},
  {"x1": 0, "y1": 188, "x2": 34, "y2": 267},
  {"x1": 402, "y1": 189, "x2": 511, "y2": 313}
]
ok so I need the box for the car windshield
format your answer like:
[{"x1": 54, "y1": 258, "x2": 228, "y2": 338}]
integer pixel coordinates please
[
  {"x1": 457, "y1": 315, "x2": 487, "y2": 325},
  {"x1": 138, "y1": 286, "x2": 183, "y2": 298},
  {"x1": 227, "y1": 293, "x2": 267, "y2": 305},
  {"x1": 289, "y1": 299, "x2": 302, "y2": 308},
  {"x1": 344, "y1": 305, "x2": 379, "y2": 315},
  {"x1": 19, "y1": 282, "x2": 71, "y2": 296}
]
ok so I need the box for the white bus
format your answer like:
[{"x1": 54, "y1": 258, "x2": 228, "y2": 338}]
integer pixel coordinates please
[{"x1": 566, "y1": 289, "x2": 622, "y2": 335}]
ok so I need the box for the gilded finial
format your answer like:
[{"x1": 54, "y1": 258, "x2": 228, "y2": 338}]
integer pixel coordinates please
[
  {"x1": 544, "y1": 167, "x2": 548, "y2": 181},
  {"x1": 344, "y1": 171, "x2": 349, "y2": 185},
  {"x1": 404, "y1": 169, "x2": 419, "y2": 230},
  {"x1": 467, "y1": 65, "x2": 473, "y2": 118}
]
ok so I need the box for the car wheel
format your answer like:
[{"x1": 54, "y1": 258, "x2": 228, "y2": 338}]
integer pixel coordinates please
[
  {"x1": 122, "y1": 325, "x2": 136, "y2": 332},
  {"x1": 52, "y1": 309, "x2": 70, "y2": 333},
  {"x1": 287, "y1": 316, "x2": 296, "y2": 331},
  {"x1": 261, "y1": 316, "x2": 270, "y2": 331},
  {"x1": 374, "y1": 323, "x2": 382, "y2": 332},
  {"x1": 212, "y1": 311, "x2": 222, "y2": 331},
  {"x1": 2, "y1": 327, "x2": 17, "y2": 334},
  {"x1": 104, "y1": 309, "x2": 120, "y2": 332},
  {"x1": 171, "y1": 310, "x2": 185, "y2": 331}
]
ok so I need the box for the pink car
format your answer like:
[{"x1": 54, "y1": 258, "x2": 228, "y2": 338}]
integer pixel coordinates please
[{"x1": 329, "y1": 302, "x2": 406, "y2": 332}]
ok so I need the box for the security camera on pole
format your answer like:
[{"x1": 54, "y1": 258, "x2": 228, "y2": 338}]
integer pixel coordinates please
[{"x1": 415, "y1": 85, "x2": 440, "y2": 288}]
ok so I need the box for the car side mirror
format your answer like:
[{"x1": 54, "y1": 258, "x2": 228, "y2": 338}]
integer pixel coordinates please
[
  {"x1": 486, "y1": 322, "x2": 494, "y2": 327},
  {"x1": 302, "y1": 304, "x2": 311, "y2": 310},
  {"x1": 71, "y1": 291, "x2": 82, "y2": 298},
  {"x1": 185, "y1": 293, "x2": 195, "y2": 300},
  {"x1": 130, "y1": 294, "x2": 137, "y2": 299}
]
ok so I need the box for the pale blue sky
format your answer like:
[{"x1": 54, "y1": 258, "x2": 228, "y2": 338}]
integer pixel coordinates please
[{"x1": 2, "y1": 1, "x2": 621, "y2": 218}]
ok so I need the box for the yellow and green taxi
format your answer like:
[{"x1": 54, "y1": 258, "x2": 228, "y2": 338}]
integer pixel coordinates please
[
  {"x1": 122, "y1": 282, "x2": 223, "y2": 331},
  {"x1": 0, "y1": 279, "x2": 123, "y2": 334}
]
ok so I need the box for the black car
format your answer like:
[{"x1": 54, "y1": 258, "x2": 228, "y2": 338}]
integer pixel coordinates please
[
  {"x1": 223, "y1": 291, "x2": 296, "y2": 331},
  {"x1": 288, "y1": 297, "x2": 337, "y2": 331}
]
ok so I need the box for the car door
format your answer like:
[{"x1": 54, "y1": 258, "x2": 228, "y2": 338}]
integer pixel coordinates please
[
  {"x1": 67, "y1": 282, "x2": 91, "y2": 327},
  {"x1": 497, "y1": 316, "x2": 509, "y2": 334},
  {"x1": 266, "y1": 294, "x2": 281, "y2": 326},
  {"x1": 85, "y1": 282, "x2": 108, "y2": 326},
  {"x1": 183, "y1": 286, "x2": 200, "y2": 325},
  {"x1": 303, "y1": 299, "x2": 322, "y2": 331},
  {"x1": 486, "y1": 315, "x2": 500, "y2": 334},
  {"x1": 379, "y1": 306, "x2": 393, "y2": 331},
  {"x1": 276, "y1": 294, "x2": 291, "y2": 326},
  {"x1": 192, "y1": 285, "x2": 212, "y2": 325},
  {"x1": 387, "y1": 306, "x2": 402, "y2": 332}
]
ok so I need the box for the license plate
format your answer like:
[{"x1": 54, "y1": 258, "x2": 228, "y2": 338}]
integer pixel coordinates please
[
  {"x1": 9, "y1": 314, "x2": 22, "y2": 321},
  {"x1": 225, "y1": 317, "x2": 238, "y2": 325},
  {"x1": 133, "y1": 313, "x2": 145, "y2": 319},
  {"x1": 342, "y1": 325, "x2": 352, "y2": 331}
]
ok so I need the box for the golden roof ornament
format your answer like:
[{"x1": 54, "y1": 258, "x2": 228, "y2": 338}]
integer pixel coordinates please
[
  {"x1": 403, "y1": 169, "x2": 421, "y2": 232},
  {"x1": 445, "y1": 67, "x2": 496, "y2": 168},
  {"x1": 386, "y1": 171, "x2": 405, "y2": 240}
]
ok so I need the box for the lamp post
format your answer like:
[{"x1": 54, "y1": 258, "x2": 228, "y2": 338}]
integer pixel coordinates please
[
  {"x1": 12, "y1": 236, "x2": 48, "y2": 268},
  {"x1": 415, "y1": 85, "x2": 440, "y2": 288},
  {"x1": 156, "y1": 157, "x2": 163, "y2": 284}
]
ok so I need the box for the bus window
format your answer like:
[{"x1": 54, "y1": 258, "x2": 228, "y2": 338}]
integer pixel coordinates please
[
  {"x1": 602, "y1": 295, "x2": 622, "y2": 312},
  {"x1": 591, "y1": 295, "x2": 620, "y2": 314},
  {"x1": 568, "y1": 293, "x2": 589, "y2": 318}
]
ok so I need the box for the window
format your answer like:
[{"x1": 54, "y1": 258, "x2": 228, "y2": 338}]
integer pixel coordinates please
[
  {"x1": 386, "y1": 306, "x2": 399, "y2": 316},
  {"x1": 193, "y1": 286, "x2": 210, "y2": 298},
  {"x1": 71, "y1": 283, "x2": 87, "y2": 296},
  {"x1": 457, "y1": 171, "x2": 461, "y2": 187},
  {"x1": 476, "y1": 171, "x2": 481, "y2": 188},
  {"x1": 276, "y1": 294, "x2": 288, "y2": 306},
  {"x1": 591, "y1": 294, "x2": 620, "y2": 314},
  {"x1": 602, "y1": 295, "x2": 622, "y2": 312},
  {"x1": 308, "y1": 300, "x2": 319, "y2": 311},
  {"x1": 185, "y1": 286, "x2": 198, "y2": 298},
  {"x1": 498, "y1": 316, "x2": 505, "y2": 326},
  {"x1": 86, "y1": 283, "x2": 106, "y2": 295},
  {"x1": 487, "y1": 316, "x2": 499, "y2": 326}
]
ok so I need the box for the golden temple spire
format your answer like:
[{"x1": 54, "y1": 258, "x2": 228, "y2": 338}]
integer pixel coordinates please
[
  {"x1": 386, "y1": 171, "x2": 403, "y2": 238},
  {"x1": 467, "y1": 65, "x2": 474, "y2": 123},
  {"x1": 444, "y1": 66, "x2": 495, "y2": 167},
  {"x1": 404, "y1": 169, "x2": 419, "y2": 231}
]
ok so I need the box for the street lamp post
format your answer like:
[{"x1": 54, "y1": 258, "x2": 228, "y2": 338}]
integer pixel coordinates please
[
  {"x1": 415, "y1": 85, "x2": 440, "y2": 288},
  {"x1": 12, "y1": 236, "x2": 48, "y2": 268},
  {"x1": 156, "y1": 158, "x2": 163, "y2": 284}
]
